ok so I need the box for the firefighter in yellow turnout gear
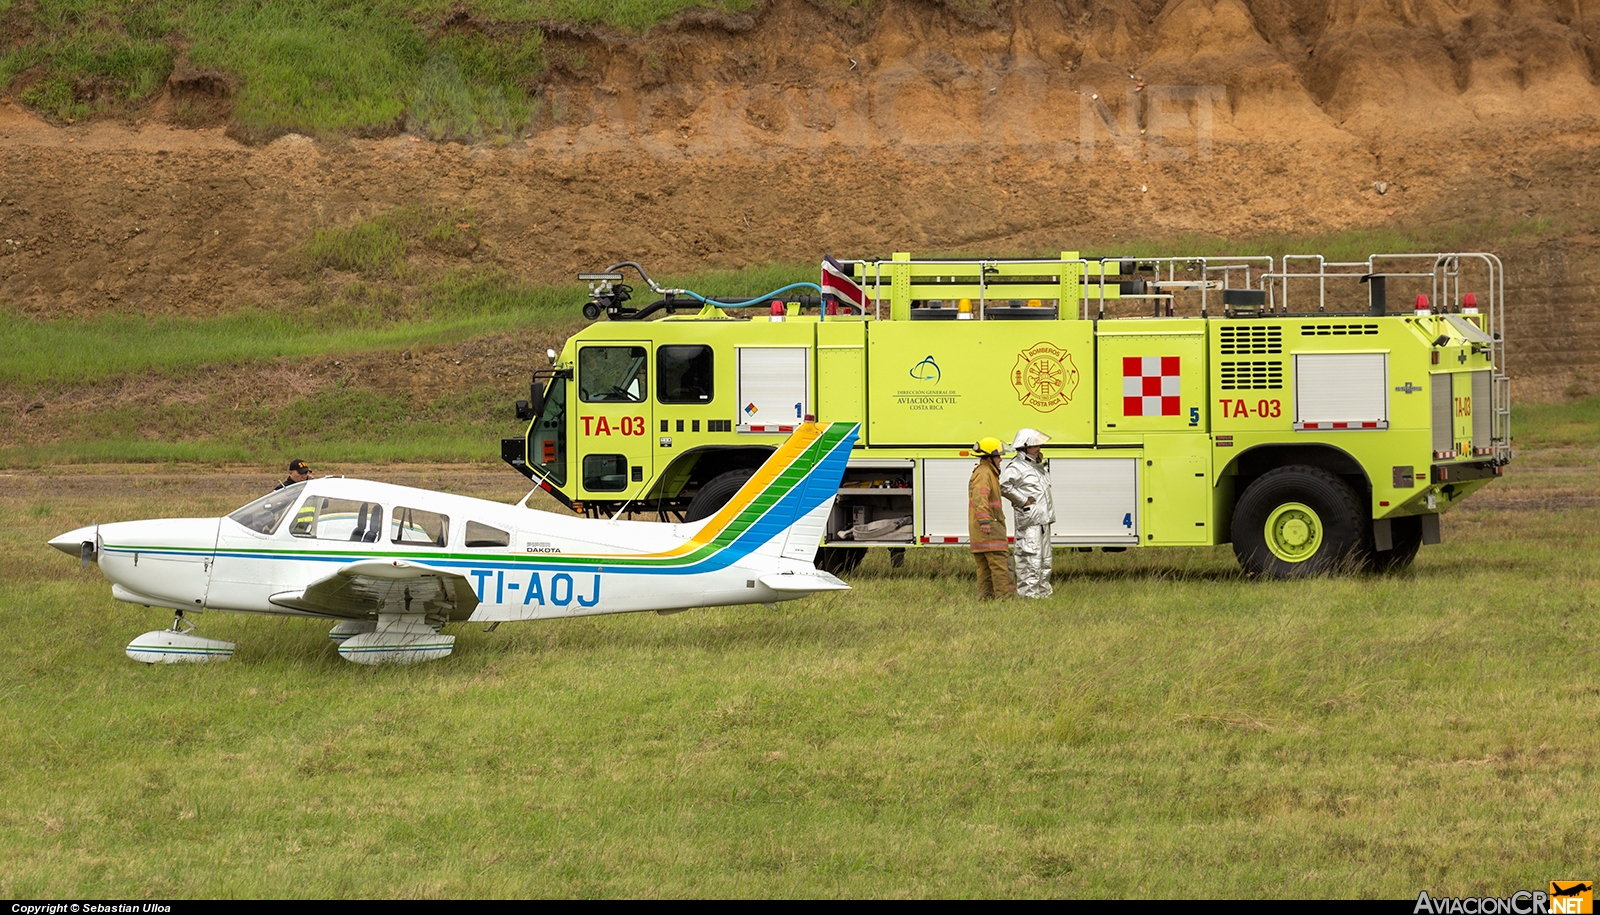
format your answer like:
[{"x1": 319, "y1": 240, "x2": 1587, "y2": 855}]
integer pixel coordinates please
[
  {"x1": 968, "y1": 437, "x2": 1016, "y2": 599},
  {"x1": 1001, "y1": 428, "x2": 1054, "y2": 598}
]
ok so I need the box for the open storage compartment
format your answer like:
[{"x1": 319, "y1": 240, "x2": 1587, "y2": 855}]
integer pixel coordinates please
[{"x1": 826, "y1": 459, "x2": 915, "y2": 544}]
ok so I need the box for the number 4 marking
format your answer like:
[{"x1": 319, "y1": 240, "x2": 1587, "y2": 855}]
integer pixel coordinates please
[{"x1": 1122, "y1": 512, "x2": 1132, "y2": 529}]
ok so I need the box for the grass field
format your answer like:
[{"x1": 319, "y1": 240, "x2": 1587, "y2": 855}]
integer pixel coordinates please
[{"x1": 0, "y1": 413, "x2": 1595, "y2": 897}]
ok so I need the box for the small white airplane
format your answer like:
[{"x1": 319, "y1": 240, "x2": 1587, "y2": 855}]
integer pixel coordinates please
[{"x1": 49, "y1": 422, "x2": 859, "y2": 665}]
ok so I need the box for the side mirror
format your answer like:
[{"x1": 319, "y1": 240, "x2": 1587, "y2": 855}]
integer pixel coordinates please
[{"x1": 515, "y1": 400, "x2": 533, "y2": 421}]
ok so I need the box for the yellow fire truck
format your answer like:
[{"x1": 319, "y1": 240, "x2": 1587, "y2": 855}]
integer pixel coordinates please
[{"x1": 502, "y1": 251, "x2": 1508, "y2": 578}]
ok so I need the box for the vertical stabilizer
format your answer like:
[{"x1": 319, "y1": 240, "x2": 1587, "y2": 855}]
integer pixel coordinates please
[{"x1": 682, "y1": 422, "x2": 858, "y2": 564}]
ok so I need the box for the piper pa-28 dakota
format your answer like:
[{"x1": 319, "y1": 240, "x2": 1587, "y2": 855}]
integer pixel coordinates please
[{"x1": 49, "y1": 423, "x2": 859, "y2": 665}]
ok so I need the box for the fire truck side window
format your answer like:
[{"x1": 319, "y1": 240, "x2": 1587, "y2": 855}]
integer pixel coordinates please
[
  {"x1": 530, "y1": 378, "x2": 567, "y2": 486},
  {"x1": 657, "y1": 345, "x2": 714, "y2": 403},
  {"x1": 583, "y1": 454, "x2": 629, "y2": 491},
  {"x1": 579, "y1": 346, "x2": 648, "y2": 403}
]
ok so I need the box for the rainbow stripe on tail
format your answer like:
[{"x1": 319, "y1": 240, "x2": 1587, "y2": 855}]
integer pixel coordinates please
[{"x1": 680, "y1": 421, "x2": 859, "y2": 567}]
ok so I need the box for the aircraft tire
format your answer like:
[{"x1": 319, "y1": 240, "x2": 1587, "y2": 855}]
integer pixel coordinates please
[
  {"x1": 1231, "y1": 465, "x2": 1371, "y2": 578},
  {"x1": 1370, "y1": 515, "x2": 1423, "y2": 573},
  {"x1": 685, "y1": 469, "x2": 756, "y2": 522}
]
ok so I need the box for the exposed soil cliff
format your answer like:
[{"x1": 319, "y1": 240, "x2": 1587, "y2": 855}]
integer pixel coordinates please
[{"x1": 2, "y1": 0, "x2": 1599, "y2": 398}]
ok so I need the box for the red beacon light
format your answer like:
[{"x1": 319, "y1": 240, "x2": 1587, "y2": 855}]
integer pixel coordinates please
[
  {"x1": 1462, "y1": 293, "x2": 1479, "y2": 315},
  {"x1": 1414, "y1": 294, "x2": 1431, "y2": 317},
  {"x1": 769, "y1": 299, "x2": 785, "y2": 323}
]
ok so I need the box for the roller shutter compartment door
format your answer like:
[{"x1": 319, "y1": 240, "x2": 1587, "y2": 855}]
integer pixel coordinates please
[
  {"x1": 1294, "y1": 352, "x2": 1389, "y2": 430},
  {"x1": 737, "y1": 348, "x2": 809, "y2": 432}
]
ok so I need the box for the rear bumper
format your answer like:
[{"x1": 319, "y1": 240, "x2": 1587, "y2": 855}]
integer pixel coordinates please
[{"x1": 1431, "y1": 460, "x2": 1503, "y2": 484}]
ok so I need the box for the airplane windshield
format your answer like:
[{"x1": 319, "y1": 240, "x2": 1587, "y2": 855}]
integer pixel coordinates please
[{"x1": 227, "y1": 484, "x2": 306, "y2": 535}]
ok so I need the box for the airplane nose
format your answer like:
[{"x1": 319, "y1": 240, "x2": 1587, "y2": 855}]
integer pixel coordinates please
[{"x1": 49, "y1": 525, "x2": 97, "y2": 558}]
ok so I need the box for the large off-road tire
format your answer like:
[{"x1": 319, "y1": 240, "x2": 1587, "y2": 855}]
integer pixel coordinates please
[
  {"x1": 1231, "y1": 465, "x2": 1371, "y2": 578},
  {"x1": 816, "y1": 546, "x2": 865, "y2": 575},
  {"x1": 684, "y1": 469, "x2": 755, "y2": 522},
  {"x1": 1371, "y1": 515, "x2": 1424, "y2": 573}
]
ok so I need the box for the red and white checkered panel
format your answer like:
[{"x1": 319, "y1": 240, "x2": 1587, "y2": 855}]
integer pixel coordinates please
[{"x1": 1122, "y1": 356, "x2": 1181, "y2": 416}]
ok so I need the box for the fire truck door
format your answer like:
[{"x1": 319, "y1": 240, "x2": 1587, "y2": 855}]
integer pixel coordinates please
[
  {"x1": 574, "y1": 343, "x2": 654, "y2": 501},
  {"x1": 1142, "y1": 434, "x2": 1211, "y2": 545}
]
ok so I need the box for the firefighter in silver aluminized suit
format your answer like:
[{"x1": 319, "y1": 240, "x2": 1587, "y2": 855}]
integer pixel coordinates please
[{"x1": 1000, "y1": 428, "x2": 1055, "y2": 598}]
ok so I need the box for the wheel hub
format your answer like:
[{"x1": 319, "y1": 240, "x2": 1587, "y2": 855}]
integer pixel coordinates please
[{"x1": 1264, "y1": 502, "x2": 1323, "y2": 563}]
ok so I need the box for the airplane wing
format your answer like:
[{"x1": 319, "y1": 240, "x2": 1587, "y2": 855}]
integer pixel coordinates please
[{"x1": 269, "y1": 559, "x2": 480, "y2": 621}]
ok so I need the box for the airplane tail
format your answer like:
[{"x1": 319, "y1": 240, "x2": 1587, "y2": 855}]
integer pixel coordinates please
[{"x1": 684, "y1": 421, "x2": 858, "y2": 566}]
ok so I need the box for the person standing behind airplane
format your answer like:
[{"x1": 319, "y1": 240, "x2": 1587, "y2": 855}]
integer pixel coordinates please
[
  {"x1": 276, "y1": 459, "x2": 312, "y2": 491},
  {"x1": 968, "y1": 437, "x2": 1015, "y2": 599},
  {"x1": 1001, "y1": 428, "x2": 1055, "y2": 598}
]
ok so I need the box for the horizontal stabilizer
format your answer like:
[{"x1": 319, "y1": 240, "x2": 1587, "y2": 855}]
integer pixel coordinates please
[{"x1": 758, "y1": 570, "x2": 851, "y2": 593}]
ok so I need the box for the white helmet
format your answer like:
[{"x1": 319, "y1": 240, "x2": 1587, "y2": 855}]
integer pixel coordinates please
[{"x1": 1012, "y1": 428, "x2": 1051, "y2": 449}]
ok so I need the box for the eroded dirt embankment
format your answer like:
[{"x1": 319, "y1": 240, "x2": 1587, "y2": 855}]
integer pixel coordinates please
[{"x1": 2, "y1": 0, "x2": 1600, "y2": 398}]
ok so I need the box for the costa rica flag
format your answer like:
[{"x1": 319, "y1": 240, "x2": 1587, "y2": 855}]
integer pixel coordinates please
[
  {"x1": 821, "y1": 254, "x2": 865, "y2": 313},
  {"x1": 1123, "y1": 356, "x2": 1181, "y2": 416}
]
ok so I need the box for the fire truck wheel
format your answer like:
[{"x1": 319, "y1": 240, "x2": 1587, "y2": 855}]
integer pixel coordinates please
[
  {"x1": 1371, "y1": 515, "x2": 1423, "y2": 573},
  {"x1": 1231, "y1": 465, "x2": 1371, "y2": 578},
  {"x1": 685, "y1": 469, "x2": 756, "y2": 522},
  {"x1": 816, "y1": 547, "x2": 865, "y2": 575}
]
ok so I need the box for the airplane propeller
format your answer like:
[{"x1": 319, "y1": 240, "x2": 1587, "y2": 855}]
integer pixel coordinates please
[{"x1": 79, "y1": 525, "x2": 99, "y2": 568}]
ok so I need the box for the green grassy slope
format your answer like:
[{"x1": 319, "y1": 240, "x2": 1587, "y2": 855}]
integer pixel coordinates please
[
  {"x1": 0, "y1": 203, "x2": 821, "y2": 465},
  {"x1": 0, "y1": 0, "x2": 760, "y2": 135}
]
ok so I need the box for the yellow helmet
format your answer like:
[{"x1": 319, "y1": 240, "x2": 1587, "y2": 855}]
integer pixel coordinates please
[{"x1": 974, "y1": 436, "x2": 1007, "y2": 457}]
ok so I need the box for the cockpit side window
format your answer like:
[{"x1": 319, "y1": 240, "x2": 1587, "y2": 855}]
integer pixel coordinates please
[
  {"x1": 391, "y1": 507, "x2": 449, "y2": 547},
  {"x1": 227, "y1": 484, "x2": 307, "y2": 535},
  {"x1": 289, "y1": 498, "x2": 385, "y2": 542},
  {"x1": 464, "y1": 521, "x2": 510, "y2": 548}
]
